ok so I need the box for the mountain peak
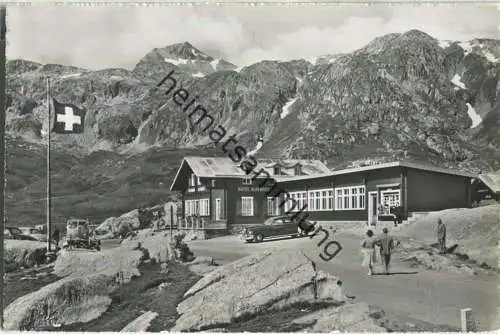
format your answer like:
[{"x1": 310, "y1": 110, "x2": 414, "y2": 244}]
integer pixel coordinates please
[
  {"x1": 161, "y1": 41, "x2": 213, "y2": 61},
  {"x1": 402, "y1": 29, "x2": 434, "y2": 39}
]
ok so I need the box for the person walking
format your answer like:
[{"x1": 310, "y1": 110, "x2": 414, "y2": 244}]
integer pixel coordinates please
[
  {"x1": 52, "y1": 227, "x2": 60, "y2": 249},
  {"x1": 437, "y1": 218, "x2": 447, "y2": 254},
  {"x1": 361, "y1": 229, "x2": 377, "y2": 276},
  {"x1": 375, "y1": 227, "x2": 400, "y2": 275}
]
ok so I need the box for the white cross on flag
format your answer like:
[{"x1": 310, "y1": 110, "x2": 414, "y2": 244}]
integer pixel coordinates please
[{"x1": 52, "y1": 98, "x2": 86, "y2": 134}]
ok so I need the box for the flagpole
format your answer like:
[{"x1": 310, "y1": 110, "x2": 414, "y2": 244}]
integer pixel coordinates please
[{"x1": 46, "y1": 77, "x2": 51, "y2": 253}]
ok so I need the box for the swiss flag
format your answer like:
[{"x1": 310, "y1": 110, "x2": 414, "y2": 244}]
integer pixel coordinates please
[{"x1": 52, "y1": 98, "x2": 86, "y2": 134}]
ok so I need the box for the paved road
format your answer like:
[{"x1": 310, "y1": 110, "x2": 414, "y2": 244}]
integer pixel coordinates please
[{"x1": 187, "y1": 233, "x2": 499, "y2": 331}]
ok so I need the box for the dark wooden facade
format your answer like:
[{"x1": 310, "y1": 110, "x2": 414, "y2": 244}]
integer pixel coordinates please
[{"x1": 174, "y1": 160, "x2": 477, "y2": 226}]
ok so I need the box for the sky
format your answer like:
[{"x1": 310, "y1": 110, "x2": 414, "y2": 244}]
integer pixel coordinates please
[{"x1": 5, "y1": 2, "x2": 500, "y2": 70}]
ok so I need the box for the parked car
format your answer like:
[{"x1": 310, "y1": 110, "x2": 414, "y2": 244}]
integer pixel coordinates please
[
  {"x1": 4, "y1": 226, "x2": 39, "y2": 241},
  {"x1": 242, "y1": 215, "x2": 316, "y2": 243},
  {"x1": 19, "y1": 227, "x2": 48, "y2": 242}
]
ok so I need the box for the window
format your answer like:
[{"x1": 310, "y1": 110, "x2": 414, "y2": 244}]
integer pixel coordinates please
[
  {"x1": 335, "y1": 186, "x2": 366, "y2": 210},
  {"x1": 194, "y1": 200, "x2": 199, "y2": 215},
  {"x1": 272, "y1": 218, "x2": 284, "y2": 225},
  {"x1": 267, "y1": 197, "x2": 279, "y2": 216},
  {"x1": 188, "y1": 173, "x2": 197, "y2": 192},
  {"x1": 242, "y1": 177, "x2": 252, "y2": 185},
  {"x1": 286, "y1": 191, "x2": 308, "y2": 212},
  {"x1": 302, "y1": 188, "x2": 334, "y2": 211},
  {"x1": 185, "y1": 199, "x2": 200, "y2": 216},
  {"x1": 308, "y1": 191, "x2": 316, "y2": 211},
  {"x1": 380, "y1": 189, "x2": 401, "y2": 215},
  {"x1": 273, "y1": 166, "x2": 281, "y2": 175},
  {"x1": 189, "y1": 174, "x2": 196, "y2": 187},
  {"x1": 199, "y1": 198, "x2": 210, "y2": 216},
  {"x1": 215, "y1": 198, "x2": 222, "y2": 220},
  {"x1": 241, "y1": 196, "x2": 254, "y2": 216}
]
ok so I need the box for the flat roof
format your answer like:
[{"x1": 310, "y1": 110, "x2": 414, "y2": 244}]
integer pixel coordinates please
[
  {"x1": 275, "y1": 160, "x2": 476, "y2": 183},
  {"x1": 478, "y1": 171, "x2": 500, "y2": 194}
]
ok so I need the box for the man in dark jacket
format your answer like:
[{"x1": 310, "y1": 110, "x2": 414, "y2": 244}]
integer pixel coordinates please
[
  {"x1": 375, "y1": 227, "x2": 400, "y2": 275},
  {"x1": 437, "y1": 218, "x2": 447, "y2": 254},
  {"x1": 392, "y1": 206, "x2": 403, "y2": 227},
  {"x1": 52, "y1": 227, "x2": 61, "y2": 248}
]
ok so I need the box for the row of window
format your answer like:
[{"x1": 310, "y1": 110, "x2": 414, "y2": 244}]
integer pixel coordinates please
[
  {"x1": 243, "y1": 186, "x2": 368, "y2": 217},
  {"x1": 284, "y1": 186, "x2": 366, "y2": 212},
  {"x1": 185, "y1": 198, "x2": 210, "y2": 216},
  {"x1": 187, "y1": 189, "x2": 401, "y2": 218}
]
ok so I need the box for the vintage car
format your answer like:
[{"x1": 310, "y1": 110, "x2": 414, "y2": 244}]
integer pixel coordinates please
[
  {"x1": 242, "y1": 215, "x2": 316, "y2": 243},
  {"x1": 62, "y1": 218, "x2": 101, "y2": 251},
  {"x1": 19, "y1": 227, "x2": 48, "y2": 242},
  {"x1": 4, "y1": 226, "x2": 39, "y2": 241}
]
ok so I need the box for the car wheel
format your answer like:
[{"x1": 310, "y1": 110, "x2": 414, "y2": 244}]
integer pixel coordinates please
[{"x1": 254, "y1": 233, "x2": 264, "y2": 243}]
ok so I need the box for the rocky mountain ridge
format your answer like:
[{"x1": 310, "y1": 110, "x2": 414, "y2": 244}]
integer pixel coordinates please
[
  {"x1": 5, "y1": 30, "x2": 500, "y2": 226},
  {"x1": 6, "y1": 31, "x2": 500, "y2": 172}
]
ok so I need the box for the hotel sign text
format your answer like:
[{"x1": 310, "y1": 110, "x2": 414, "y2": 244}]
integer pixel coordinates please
[{"x1": 237, "y1": 186, "x2": 271, "y2": 192}]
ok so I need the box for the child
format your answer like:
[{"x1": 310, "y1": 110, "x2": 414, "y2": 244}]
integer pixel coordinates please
[{"x1": 361, "y1": 229, "x2": 377, "y2": 276}]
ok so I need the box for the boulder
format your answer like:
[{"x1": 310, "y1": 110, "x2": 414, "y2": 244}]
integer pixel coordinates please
[
  {"x1": 292, "y1": 302, "x2": 386, "y2": 332},
  {"x1": 186, "y1": 257, "x2": 218, "y2": 276},
  {"x1": 172, "y1": 250, "x2": 346, "y2": 331},
  {"x1": 4, "y1": 240, "x2": 47, "y2": 269},
  {"x1": 98, "y1": 215, "x2": 140, "y2": 236},
  {"x1": 121, "y1": 311, "x2": 158, "y2": 332},
  {"x1": 4, "y1": 273, "x2": 115, "y2": 330}
]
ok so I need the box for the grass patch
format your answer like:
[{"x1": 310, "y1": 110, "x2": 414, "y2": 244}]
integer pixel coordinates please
[
  {"x1": 48, "y1": 261, "x2": 200, "y2": 332},
  {"x1": 5, "y1": 137, "x2": 224, "y2": 227},
  {"x1": 4, "y1": 266, "x2": 62, "y2": 308},
  {"x1": 221, "y1": 302, "x2": 335, "y2": 332}
]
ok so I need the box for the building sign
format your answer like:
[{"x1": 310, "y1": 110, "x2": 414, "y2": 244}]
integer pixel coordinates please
[{"x1": 237, "y1": 186, "x2": 271, "y2": 192}]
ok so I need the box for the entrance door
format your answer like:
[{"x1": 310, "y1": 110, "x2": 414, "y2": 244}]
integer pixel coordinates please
[
  {"x1": 368, "y1": 191, "x2": 378, "y2": 225},
  {"x1": 215, "y1": 198, "x2": 222, "y2": 221}
]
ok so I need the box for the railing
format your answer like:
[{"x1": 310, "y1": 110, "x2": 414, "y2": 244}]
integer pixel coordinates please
[{"x1": 178, "y1": 216, "x2": 227, "y2": 230}]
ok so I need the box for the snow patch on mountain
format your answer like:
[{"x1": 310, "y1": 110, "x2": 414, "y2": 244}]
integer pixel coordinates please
[
  {"x1": 247, "y1": 138, "x2": 264, "y2": 157},
  {"x1": 458, "y1": 42, "x2": 473, "y2": 55},
  {"x1": 439, "y1": 40, "x2": 451, "y2": 49},
  {"x1": 192, "y1": 72, "x2": 205, "y2": 78},
  {"x1": 451, "y1": 74, "x2": 466, "y2": 90},
  {"x1": 164, "y1": 58, "x2": 188, "y2": 66},
  {"x1": 210, "y1": 59, "x2": 220, "y2": 71},
  {"x1": 484, "y1": 52, "x2": 499, "y2": 63},
  {"x1": 466, "y1": 103, "x2": 482, "y2": 128},
  {"x1": 280, "y1": 97, "x2": 298, "y2": 119},
  {"x1": 59, "y1": 73, "x2": 82, "y2": 79}
]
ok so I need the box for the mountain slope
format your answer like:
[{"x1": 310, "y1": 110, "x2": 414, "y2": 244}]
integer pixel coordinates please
[
  {"x1": 5, "y1": 30, "x2": 500, "y2": 225},
  {"x1": 5, "y1": 136, "x2": 225, "y2": 226}
]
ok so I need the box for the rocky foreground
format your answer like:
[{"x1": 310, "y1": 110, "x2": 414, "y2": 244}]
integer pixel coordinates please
[
  {"x1": 172, "y1": 250, "x2": 384, "y2": 332},
  {"x1": 3, "y1": 230, "x2": 414, "y2": 332}
]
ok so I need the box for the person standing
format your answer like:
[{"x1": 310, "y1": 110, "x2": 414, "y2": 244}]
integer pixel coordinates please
[
  {"x1": 437, "y1": 218, "x2": 447, "y2": 254},
  {"x1": 52, "y1": 227, "x2": 60, "y2": 249},
  {"x1": 375, "y1": 227, "x2": 400, "y2": 275},
  {"x1": 392, "y1": 206, "x2": 398, "y2": 227},
  {"x1": 361, "y1": 229, "x2": 377, "y2": 276}
]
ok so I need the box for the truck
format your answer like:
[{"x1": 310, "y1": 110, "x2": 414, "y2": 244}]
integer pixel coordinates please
[{"x1": 62, "y1": 218, "x2": 101, "y2": 251}]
